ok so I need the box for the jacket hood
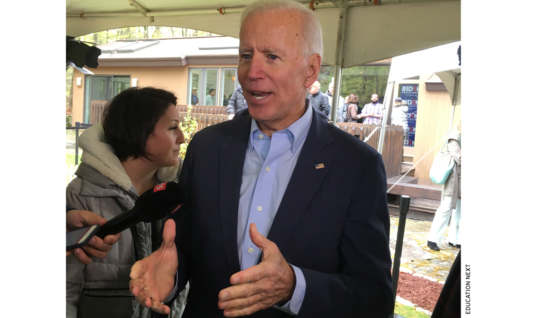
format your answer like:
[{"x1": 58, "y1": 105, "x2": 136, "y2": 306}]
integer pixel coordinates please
[{"x1": 78, "y1": 123, "x2": 181, "y2": 192}]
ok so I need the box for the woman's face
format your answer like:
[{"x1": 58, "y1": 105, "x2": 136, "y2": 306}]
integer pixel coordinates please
[{"x1": 145, "y1": 104, "x2": 184, "y2": 168}]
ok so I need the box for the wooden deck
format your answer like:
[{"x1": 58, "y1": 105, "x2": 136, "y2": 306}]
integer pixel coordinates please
[{"x1": 387, "y1": 175, "x2": 442, "y2": 201}]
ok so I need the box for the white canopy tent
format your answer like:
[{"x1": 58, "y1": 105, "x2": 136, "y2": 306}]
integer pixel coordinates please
[{"x1": 67, "y1": 0, "x2": 460, "y2": 130}]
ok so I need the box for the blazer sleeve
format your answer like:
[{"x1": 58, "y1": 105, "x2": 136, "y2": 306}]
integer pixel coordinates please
[
  {"x1": 227, "y1": 89, "x2": 239, "y2": 115},
  {"x1": 297, "y1": 152, "x2": 393, "y2": 318},
  {"x1": 164, "y1": 133, "x2": 199, "y2": 305}
]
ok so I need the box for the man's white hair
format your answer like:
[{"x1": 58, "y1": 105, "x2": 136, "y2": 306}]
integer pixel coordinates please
[{"x1": 240, "y1": 0, "x2": 324, "y2": 60}]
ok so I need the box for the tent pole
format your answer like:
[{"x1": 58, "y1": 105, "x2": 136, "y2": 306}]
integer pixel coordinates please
[
  {"x1": 377, "y1": 81, "x2": 395, "y2": 154},
  {"x1": 442, "y1": 73, "x2": 460, "y2": 153},
  {"x1": 447, "y1": 73, "x2": 460, "y2": 133},
  {"x1": 330, "y1": 0, "x2": 349, "y2": 124}
]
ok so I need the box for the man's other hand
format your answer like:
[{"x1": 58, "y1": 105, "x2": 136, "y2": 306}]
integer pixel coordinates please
[
  {"x1": 130, "y1": 219, "x2": 178, "y2": 315},
  {"x1": 218, "y1": 223, "x2": 296, "y2": 317},
  {"x1": 228, "y1": 114, "x2": 235, "y2": 120},
  {"x1": 66, "y1": 209, "x2": 121, "y2": 264}
]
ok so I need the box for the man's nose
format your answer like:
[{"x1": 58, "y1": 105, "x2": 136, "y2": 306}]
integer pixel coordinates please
[{"x1": 247, "y1": 55, "x2": 265, "y2": 80}]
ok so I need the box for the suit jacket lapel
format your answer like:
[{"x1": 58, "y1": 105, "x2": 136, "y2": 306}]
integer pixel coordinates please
[
  {"x1": 267, "y1": 109, "x2": 335, "y2": 249},
  {"x1": 219, "y1": 116, "x2": 251, "y2": 273}
]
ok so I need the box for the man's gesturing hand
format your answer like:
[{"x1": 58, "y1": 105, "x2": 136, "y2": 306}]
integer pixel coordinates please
[
  {"x1": 130, "y1": 219, "x2": 178, "y2": 315},
  {"x1": 66, "y1": 209, "x2": 121, "y2": 264},
  {"x1": 218, "y1": 223, "x2": 296, "y2": 317}
]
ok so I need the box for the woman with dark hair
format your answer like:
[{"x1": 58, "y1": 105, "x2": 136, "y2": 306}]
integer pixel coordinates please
[
  {"x1": 66, "y1": 87, "x2": 187, "y2": 318},
  {"x1": 345, "y1": 93, "x2": 363, "y2": 123}
]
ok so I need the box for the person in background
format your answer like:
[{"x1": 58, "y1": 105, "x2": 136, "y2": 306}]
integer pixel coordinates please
[
  {"x1": 339, "y1": 95, "x2": 349, "y2": 122},
  {"x1": 391, "y1": 97, "x2": 409, "y2": 144},
  {"x1": 66, "y1": 87, "x2": 187, "y2": 318},
  {"x1": 227, "y1": 86, "x2": 248, "y2": 120},
  {"x1": 223, "y1": 93, "x2": 229, "y2": 106},
  {"x1": 427, "y1": 120, "x2": 461, "y2": 251},
  {"x1": 325, "y1": 79, "x2": 345, "y2": 122},
  {"x1": 205, "y1": 88, "x2": 216, "y2": 106},
  {"x1": 190, "y1": 88, "x2": 199, "y2": 106},
  {"x1": 360, "y1": 93, "x2": 384, "y2": 125},
  {"x1": 307, "y1": 80, "x2": 331, "y2": 117},
  {"x1": 66, "y1": 207, "x2": 121, "y2": 264},
  {"x1": 345, "y1": 93, "x2": 362, "y2": 123}
]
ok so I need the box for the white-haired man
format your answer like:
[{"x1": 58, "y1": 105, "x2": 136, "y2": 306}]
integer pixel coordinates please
[
  {"x1": 129, "y1": 1, "x2": 392, "y2": 317},
  {"x1": 307, "y1": 81, "x2": 331, "y2": 117}
]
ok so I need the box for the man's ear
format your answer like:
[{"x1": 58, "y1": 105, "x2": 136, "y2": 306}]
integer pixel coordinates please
[{"x1": 304, "y1": 53, "x2": 322, "y2": 89}]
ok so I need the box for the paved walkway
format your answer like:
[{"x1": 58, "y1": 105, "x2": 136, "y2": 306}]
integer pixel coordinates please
[{"x1": 389, "y1": 215, "x2": 459, "y2": 282}]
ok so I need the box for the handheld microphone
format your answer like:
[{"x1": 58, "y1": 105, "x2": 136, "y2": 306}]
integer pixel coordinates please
[{"x1": 95, "y1": 182, "x2": 184, "y2": 239}]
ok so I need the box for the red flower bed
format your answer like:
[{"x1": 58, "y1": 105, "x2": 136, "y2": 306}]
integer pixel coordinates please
[{"x1": 395, "y1": 271, "x2": 444, "y2": 312}]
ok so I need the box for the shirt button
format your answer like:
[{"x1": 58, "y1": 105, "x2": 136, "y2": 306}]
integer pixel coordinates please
[
  {"x1": 265, "y1": 167, "x2": 270, "y2": 172},
  {"x1": 248, "y1": 247, "x2": 254, "y2": 253},
  {"x1": 258, "y1": 134, "x2": 263, "y2": 139},
  {"x1": 257, "y1": 206, "x2": 262, "y2": 211}
]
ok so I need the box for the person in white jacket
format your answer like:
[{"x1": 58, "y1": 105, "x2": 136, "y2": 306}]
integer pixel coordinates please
[
  {"x1": 390, "y1": 97, "x2": 409, "y2": 144},
  {"x1": 66, "y1": 87, "x2": 188, "y2": 318}
]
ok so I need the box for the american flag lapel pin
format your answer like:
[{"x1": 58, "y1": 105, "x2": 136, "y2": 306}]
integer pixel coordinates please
[{"x1": 315, "y1": 163, "x2": 325, "y2": 169}]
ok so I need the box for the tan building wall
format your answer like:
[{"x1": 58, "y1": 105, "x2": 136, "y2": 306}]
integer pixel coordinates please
[
  {"x1": 392, "y1": 75, "x2": 460, "y2": 179},
  {"x1": 72, "y1": 64, "x2": 236, "y2": 125}
]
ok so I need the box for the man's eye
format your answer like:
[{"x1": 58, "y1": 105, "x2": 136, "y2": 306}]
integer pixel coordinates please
[
  {"x1": 269, "y1": 55, "x2": 278, "y2": 60},
  {"x1": 241, "y1": 54, "x2": 252, "y2": 60}
]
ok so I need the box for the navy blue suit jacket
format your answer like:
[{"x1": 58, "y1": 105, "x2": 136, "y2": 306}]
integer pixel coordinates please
[{"x1": 169, "y1": 107, "x2": 393, "y2": 317}]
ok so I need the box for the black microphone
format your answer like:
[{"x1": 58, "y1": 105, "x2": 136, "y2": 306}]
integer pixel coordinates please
[{"x1": 96, "y1": 182, "x2": 184, "y2": 239}]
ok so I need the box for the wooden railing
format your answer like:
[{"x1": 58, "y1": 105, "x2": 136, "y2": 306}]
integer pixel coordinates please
[
  {"x1": 90, "y1": 100, "x2": 108, "y2": 124},
  {"x1": 178, "y1": 105, "x2": 227, "y2": 115},
  {"x1": 336, "y1": 123, "x2": 404, "y2": 178}
]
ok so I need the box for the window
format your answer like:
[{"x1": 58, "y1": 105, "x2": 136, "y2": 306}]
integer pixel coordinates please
[
  {"x1": 221, "y1": 68, "x2": 238, "y2": 106},
  {"x1": 188, "y1": 68, "x2": 238, "y2": 106},
  {"x1": 83, "y1": 75, "x2": 130, "y2": 124}
]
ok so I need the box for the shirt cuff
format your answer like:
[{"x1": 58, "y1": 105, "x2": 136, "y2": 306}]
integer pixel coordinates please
[
  {"x1": 163, "y1": 271, "x2": 178, "y2": 303},
  {"x1": 274, "y1": 265, "x2": 306, "y2": 316}
]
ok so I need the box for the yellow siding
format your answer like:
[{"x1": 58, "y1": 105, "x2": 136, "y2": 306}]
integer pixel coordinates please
[
  {"x1": 412, "y1": 75, "x2": 459, "y2": 179},
  {"x1": 71, "y1": 64, "x2": 236, "y2": 125}
]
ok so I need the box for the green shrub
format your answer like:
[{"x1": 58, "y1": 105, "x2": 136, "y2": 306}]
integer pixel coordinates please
[
  {"x1": 179, "y1": 105, "x2": 198, "y2": 160},
  {"x1": 66, "y1": 115, "x2": 73, "y2": 127}
]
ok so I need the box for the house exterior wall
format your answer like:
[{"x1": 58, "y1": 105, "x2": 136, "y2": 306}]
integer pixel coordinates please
[{"x1": 71, "y1": 63, "x2": 237, "y2": 125}]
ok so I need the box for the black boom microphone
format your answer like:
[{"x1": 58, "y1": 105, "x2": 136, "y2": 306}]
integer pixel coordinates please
[{"x1": 95, "y1": 182, "x2": 184, "y2": 239}]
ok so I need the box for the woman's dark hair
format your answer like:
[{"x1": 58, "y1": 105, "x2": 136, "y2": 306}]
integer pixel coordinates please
[
  {"x1": 348, "y1": 93, "x2": 359, "y2": 104},
  {"x1": 102, "y1": 87, "x2": 177, "y2": 162}
]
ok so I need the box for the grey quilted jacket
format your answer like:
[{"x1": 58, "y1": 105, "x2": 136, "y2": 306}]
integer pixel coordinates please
[{"x1": 66, "y1": 123, "x2": 187, "y2": 318}]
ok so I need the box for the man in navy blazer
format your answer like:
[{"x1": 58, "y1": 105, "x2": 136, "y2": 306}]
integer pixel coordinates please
[{"x1": 129, "y1": 1, "x2": 393, "y2": 317}]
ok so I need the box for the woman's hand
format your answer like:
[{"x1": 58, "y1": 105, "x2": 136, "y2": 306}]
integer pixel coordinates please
[{"x1": 66, "y1": 209, "x2": 121, "y2": 264}]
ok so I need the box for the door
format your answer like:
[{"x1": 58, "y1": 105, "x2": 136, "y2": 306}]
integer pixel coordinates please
[{"x1": 221, "y1": 68, "x2": 238, "y2": 107}]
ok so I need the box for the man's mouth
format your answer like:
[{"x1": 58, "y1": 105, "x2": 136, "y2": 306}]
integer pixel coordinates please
[{"x1": 250, "y1": 91, "x2": 271, "y2": 100}]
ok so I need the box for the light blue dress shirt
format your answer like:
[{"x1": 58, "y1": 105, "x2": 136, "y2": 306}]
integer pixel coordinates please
[{"x1": 237, "y1": 102, "x2": 312, "y2": 315}]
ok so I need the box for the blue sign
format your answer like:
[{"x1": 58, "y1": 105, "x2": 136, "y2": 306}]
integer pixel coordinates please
[{"x1": 400, "y1": 84, "x2": 419, "y2": 147}]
